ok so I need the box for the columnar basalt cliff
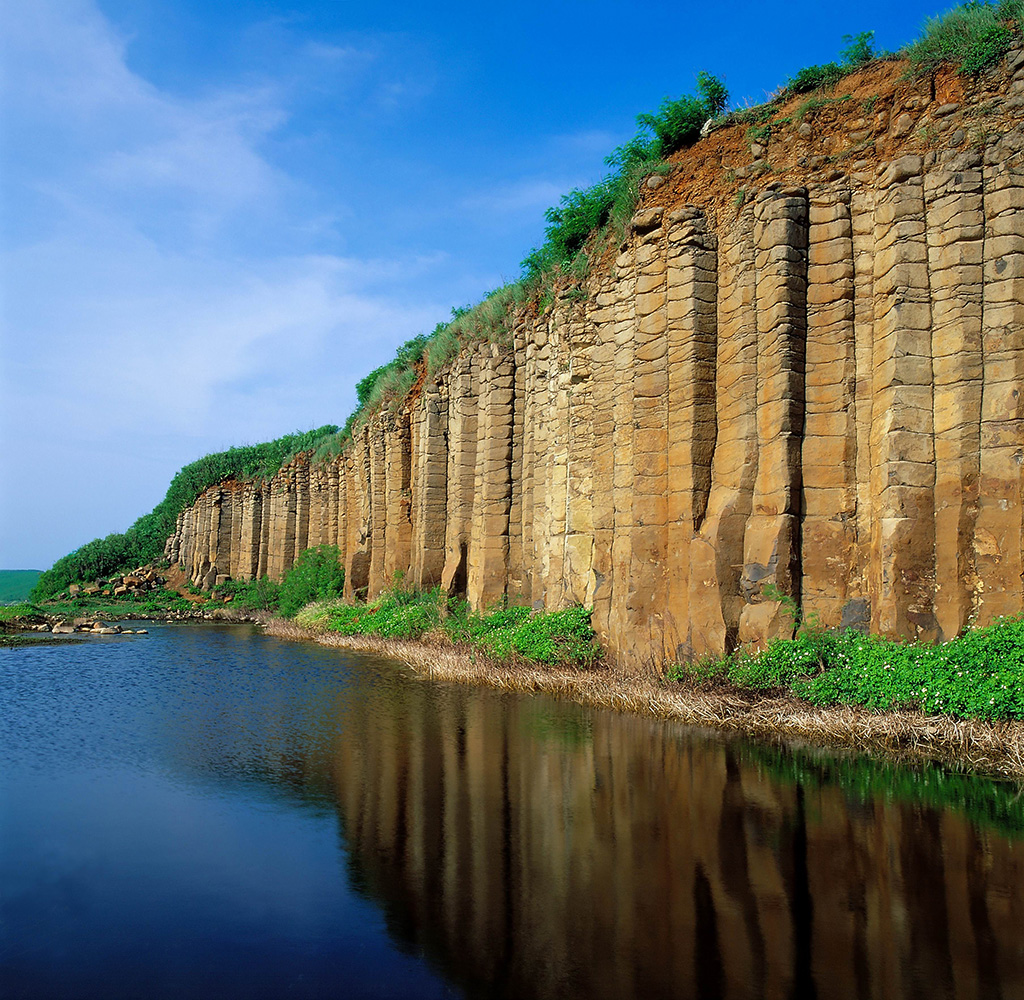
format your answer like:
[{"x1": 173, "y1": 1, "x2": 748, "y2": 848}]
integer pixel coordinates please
[{"x1": 167, "y1": 57, "x2": 1024, "y2": 667}]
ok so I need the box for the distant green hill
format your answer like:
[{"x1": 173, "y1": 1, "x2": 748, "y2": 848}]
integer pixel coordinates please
[{"x1": 0, "y1": 570, "x2": 41, "y2": 603}]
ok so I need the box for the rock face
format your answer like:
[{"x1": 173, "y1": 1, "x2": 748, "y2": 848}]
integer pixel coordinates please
[{"x1": 166, "y1": 58, "x2": 1024, "y2": 668}]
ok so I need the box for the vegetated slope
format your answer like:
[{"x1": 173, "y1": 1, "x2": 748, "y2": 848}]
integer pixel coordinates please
[
  {"x1": 0, "y1": 570, "x2": 41, "y2": 603},
  {"x1": 32, "y1": 426, "x2": 338, "y2": 599}
]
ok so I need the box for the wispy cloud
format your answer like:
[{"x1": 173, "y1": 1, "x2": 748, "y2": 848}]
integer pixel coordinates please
[{"x1": 0, "y1": 0, "x2": 451, "y2": 567}]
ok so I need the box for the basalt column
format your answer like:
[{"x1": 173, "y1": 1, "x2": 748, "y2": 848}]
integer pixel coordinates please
[
  {"x1": 522, "y1": 315, "x2": 555, "y2": 608},
  {"x1": 976, "y1": 135, "x2": 1024, "y2": 622},
  {"x1": 925, "y1": 149, "x2": 984, "y2": 639},
  {"x1": 850, "y1": 176, "x2": 878, "y2": 614},
  {"x1": 337, "y1": 458, "x2": 350, "y2": 564},
  {"x1": 367, "y1": 421, "x2": 389, "y2": 594},
  {"x1": 507, "y1": 323, "x2": 528, "y2": 600},
  {"x1": 294, "y1": 459, "x2": 310, "y2": 563},
  {"x1": 344, "y1": 430, "x2": 372, "y2": 599},
  {"x1": 664, "y1": 206, "x2": 717, "y2": 661},
  {"x1": 588, "y1": 265, "x2": 619, "y2": 648},
  {"x1": 383, "y1": 410, "x2": 413, "y2": 585},
  {"x1": 801, "y1": 184, "x2": 858, "y2": 628},
  {"x1": 609, "y1": 240, "x2": 637, "y2": 647},
  {"x1": 257, "y1": 479, "x2": 272, "y2": 580},
  {"x1": 629, "y1": 211, "x2": 670, "y2": 661},
  {"x1": 227, "y1": 485, "x2": 243, "y2": 582},
  {"x1": 738, "y1": 187, "x2": 808, "y2": 649},
  {"x1": 467, "y1": 346, "x2": 515, "y2": 610},
  {"x1": 237, "y1": 481, "x2": 262, "y2": 580},
  {"x1": 689, "y1": 204, "x2": 759, "y2": 658},
  {"x1": 871, "y1": 156, "x2": 936, "y2": 640},
  {"x1": 563, "y1": 300, "x2": 597, "y2": 609},
  {"x1": 409, "y1": 379, "x2": 448, "y2": 590},
  {"x1": 440, "y1": 352, "x2": 479, "y2": 598},
  {"x1": 307, "y1": 463, "x2": 327, "y2": 549},
  {"x1": 538, "y1": 305, "x2": 574, "y2": 610},
  {"x1": 266, "y1": 469, "x2": 297, "y2": 581}
]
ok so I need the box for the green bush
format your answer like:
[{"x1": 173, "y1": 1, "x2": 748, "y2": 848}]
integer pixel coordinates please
[
  {"x1": 788, "y1": 31, "x2": 877, "y2": 94},
  {"x1": 520, "y1": 72, "x2": 728, "y2": 283},
  {"x1": 637, "y1": 70, "x2": 730, "y2": 155},
  {"x1": 788, "y1": 62, "x2": 845, "y2": 93},
  {"x1": 906, "y1": 0, "x2": 1023, "y2": 75},
  {"x1": 277, "y1": 546, "x2": 345, "y2": 617},
  {"x1": 216, "y1": 576, "x2": 281, "y2": 612}
]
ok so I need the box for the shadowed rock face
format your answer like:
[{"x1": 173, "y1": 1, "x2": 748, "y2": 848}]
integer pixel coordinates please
[{"x1": 166, "y1": 59, "x2": 1024, "y2": 667}]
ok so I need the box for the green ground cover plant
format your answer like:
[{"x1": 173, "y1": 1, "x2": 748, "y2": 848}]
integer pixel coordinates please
[
  {"x1": 207, "y1": 545, "x2": 344, "y2": 613},
  {"x1": 5, "y1": 589, "x2": 196, "y2": 622},
  {"x1": 294, "y1": 587, "x2": 602, "y2": 669},
  {"x1": 0, "y1": 602, "x2": 37, "y2": 624},
  {"x1": 276, "y1": 545, "x2": 346, "y2": 616},
  {"x1": 670, "y1": 613, "x2": 1024, "y2": 722},
  {"x1": 213, "y1": 576, "x2": 282, "y2": 612}
]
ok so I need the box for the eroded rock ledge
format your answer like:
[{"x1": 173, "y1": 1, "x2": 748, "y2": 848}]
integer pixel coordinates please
[{"x1": 166, "y1": 57, "x2": 1024, "y2": 669}]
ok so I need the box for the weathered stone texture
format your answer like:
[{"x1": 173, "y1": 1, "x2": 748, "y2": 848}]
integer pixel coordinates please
[{"x1": 167, "y1": 122, "x2": 1024, "y2": 668}]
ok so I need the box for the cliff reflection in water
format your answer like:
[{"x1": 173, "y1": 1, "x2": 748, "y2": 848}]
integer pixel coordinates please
[{"x1": 303, "y1": 667, "x2": 1024, "y2": 1000}]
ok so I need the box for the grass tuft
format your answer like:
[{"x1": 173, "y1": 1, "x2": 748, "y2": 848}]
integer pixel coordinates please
[{"x1": 906, "y1": 0, "x2": 1024, "y2": 75}]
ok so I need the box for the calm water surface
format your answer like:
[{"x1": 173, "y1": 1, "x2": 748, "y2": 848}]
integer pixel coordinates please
[{"x1": 2, "y1": 623, "x2": 1024, "y2": 999}]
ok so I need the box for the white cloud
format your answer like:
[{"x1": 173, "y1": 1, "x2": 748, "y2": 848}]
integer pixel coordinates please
[{"x1": 0, "y1": 0, "x2": 451, "y2": 567}]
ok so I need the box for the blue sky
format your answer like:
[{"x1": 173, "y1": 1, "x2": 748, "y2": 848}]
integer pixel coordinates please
[{"x1": 2, "y1": 0, "x2": 947, "y2": 570}]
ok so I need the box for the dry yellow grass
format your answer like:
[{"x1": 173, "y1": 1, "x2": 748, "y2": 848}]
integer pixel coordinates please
[{"x1": 265, "y1": 619, "x2": 1024, "y2": 781}]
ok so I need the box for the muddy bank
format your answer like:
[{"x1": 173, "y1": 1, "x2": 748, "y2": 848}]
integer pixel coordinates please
[{"x1": 266, "y1": 618, "x2": 1024, "y2": 781}]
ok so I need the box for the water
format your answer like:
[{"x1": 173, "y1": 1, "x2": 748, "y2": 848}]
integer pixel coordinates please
[{"x1": 3, "y1": 624, "x2": 1024, "y2": 999}]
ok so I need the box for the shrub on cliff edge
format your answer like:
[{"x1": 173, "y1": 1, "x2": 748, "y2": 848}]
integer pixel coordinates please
[
  {"x1": 520, "y1": 71, "x2": 729, "y2": 283},
  {"x1": 906, "y1": 0, "x2": 1024, "y2": 75}
]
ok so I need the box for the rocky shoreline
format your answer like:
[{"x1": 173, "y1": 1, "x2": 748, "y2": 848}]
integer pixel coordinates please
[
  {"x1": 265, "y1": 617, "x2": 1024, "y2": 782},
  {"x1": 0, "y1": 605, "x2": 267, "y2": 646}
]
